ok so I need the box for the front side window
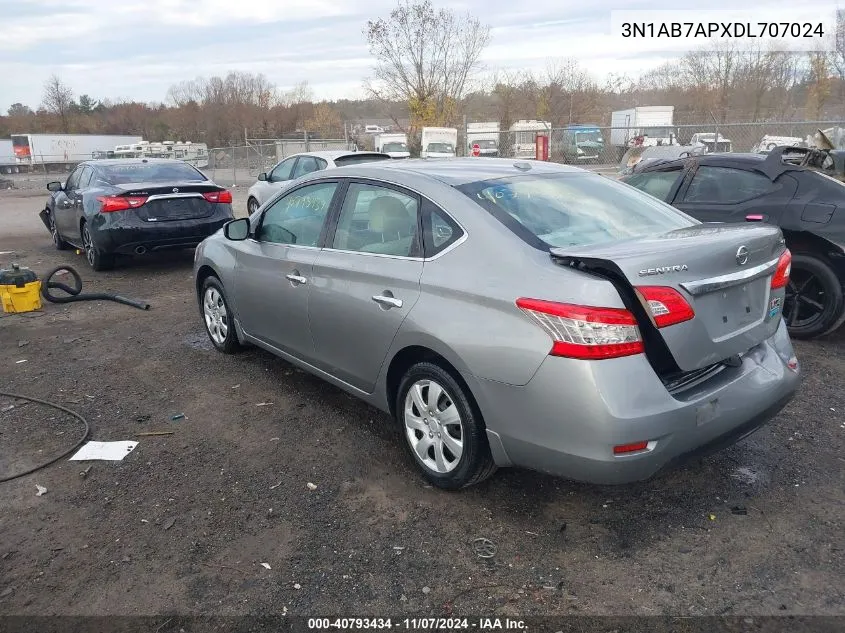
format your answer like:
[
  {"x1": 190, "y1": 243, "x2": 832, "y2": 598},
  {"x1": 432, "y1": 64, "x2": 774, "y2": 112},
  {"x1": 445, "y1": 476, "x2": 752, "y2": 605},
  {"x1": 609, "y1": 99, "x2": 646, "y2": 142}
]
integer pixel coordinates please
[
  {"x1": 258, "y1": 181, "x2": 338, "y2": 246},
  {"x1": 269, "y1": 157, "x2": 296, "y2": 182},
  {"x1": 65, "y1": 166, "x2": 84, "y2": 191},
  {"x1": 683, "y1": 166, "x2": 775, "y2": 203},
  {"x1": 624, "y1": 169, "x2": 684, "y2": 202},
  {"x1": 332, "y1": 182, "x2": 420, "y2": 257},
  {"x1": 457, "y1": 173, "x2": 694, "y2": 250}
]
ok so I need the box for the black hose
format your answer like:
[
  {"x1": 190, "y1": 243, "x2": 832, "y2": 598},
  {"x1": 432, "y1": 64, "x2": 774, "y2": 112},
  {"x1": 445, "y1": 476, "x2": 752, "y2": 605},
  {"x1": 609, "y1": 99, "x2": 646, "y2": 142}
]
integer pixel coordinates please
[
  {"x1": 40, "y1": 265, "x2": 151, "y2": 310},
  {"x1": 0, "y1": 391, "x2": 91, "y2": 483}
]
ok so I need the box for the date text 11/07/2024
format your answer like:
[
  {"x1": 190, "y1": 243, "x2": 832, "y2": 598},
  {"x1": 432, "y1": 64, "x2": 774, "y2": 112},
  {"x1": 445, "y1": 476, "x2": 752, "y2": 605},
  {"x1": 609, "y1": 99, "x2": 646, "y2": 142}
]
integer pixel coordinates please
[
  {"x1": 307, "y1": 618, "x2": 527, "y2": 630},
  {"x1": 620, "y1": 22, "x2": 826, "y2": 39}
]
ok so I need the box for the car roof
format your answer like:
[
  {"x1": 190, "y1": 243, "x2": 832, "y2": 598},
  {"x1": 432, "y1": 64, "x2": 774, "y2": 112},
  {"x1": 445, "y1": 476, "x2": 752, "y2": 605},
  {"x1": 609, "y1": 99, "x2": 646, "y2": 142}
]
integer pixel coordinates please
[
  {"x1": 632, "y1": 148, "x2": 812, "y2": 180},
  {"x1": 83, "y1": 158, "x2": 194, "y2": 167},
  {"x1": 293, "y1": 150, "x2": 388, "y2": 160},
  {"x1": 329, "y1": 157, "x2": 584, "y2": 185}
]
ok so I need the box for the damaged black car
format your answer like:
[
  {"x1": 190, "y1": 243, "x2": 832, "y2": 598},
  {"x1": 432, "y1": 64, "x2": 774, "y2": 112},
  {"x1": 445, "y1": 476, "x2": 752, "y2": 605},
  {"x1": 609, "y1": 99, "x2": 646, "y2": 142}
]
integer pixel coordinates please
[
  {"x1": 40, "y1": 158, "x2": 234, "y2": 271},
  {"x1": 621, "y1": 146, "x2": 845, "y2": 339}
]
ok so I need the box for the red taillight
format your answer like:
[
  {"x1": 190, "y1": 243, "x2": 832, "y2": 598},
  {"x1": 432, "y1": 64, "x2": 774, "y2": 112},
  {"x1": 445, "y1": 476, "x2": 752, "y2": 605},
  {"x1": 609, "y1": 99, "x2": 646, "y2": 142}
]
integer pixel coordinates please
[
  {"x1": 97, "y1": 195, "x2": 147, "y2": 212},
  {"x1": 203, "y1": 190, "x2": 232, "y2": 204},
  {"x1": 771, "y1": 249, "x2": 791, "y2": 289},
  {"x1": 635, "y1": 286, "x2": 695, "y2": 328},
  {"x1": 515, "y1": 298, "x2": 644, "y2": 360},
  {"x1": 613, "y1": 441, "x2": 649, "y2": 455}
]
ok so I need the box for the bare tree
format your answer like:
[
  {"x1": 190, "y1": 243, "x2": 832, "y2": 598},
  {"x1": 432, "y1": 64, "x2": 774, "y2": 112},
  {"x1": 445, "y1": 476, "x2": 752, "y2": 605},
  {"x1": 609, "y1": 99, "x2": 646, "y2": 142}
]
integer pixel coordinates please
[
  {"x1": 364, "y1": 0, "x2": 490, "y2": 151},
  {"x1": 41, "y1": 74, "x2": 74, "y2": 132},
  {"x1": 305, "y1": 103, "x2": 343, "y2": 138},
  {"x1": 806, "y1": 51, "x2": 833, "y2": 119}
]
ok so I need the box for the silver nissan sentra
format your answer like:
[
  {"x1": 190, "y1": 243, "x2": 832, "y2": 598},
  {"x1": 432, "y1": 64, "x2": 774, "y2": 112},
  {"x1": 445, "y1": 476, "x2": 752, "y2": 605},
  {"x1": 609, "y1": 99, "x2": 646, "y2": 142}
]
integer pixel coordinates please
[{"x1": 193, "y1": 158, "x2": 801, "y2": 489}]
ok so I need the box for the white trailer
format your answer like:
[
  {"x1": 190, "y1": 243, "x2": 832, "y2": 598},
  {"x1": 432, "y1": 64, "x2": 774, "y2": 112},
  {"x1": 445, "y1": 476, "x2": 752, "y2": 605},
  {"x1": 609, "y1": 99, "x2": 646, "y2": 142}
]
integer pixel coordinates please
[
  {"x1": 0, "y1": 140, "x2": 19, "y2": 174},
  {"x1": 420, "y1": 127, "x2": 457, "y2": 158},
  {"x1": 509, "y1": 120, "x2": 551, "y2": 158},
  {"x1": 374, "y1": 133, "x2": 410, "y2": 159},
  {"x1": 11, "y1": 134, "x2": 144, "y2": 172},
  {"x1": 466, "y1": 122, "x2": 500, "y2": 157},
  {"x1": 610, "y1": 106, "x2": 675, "y2": 158}
]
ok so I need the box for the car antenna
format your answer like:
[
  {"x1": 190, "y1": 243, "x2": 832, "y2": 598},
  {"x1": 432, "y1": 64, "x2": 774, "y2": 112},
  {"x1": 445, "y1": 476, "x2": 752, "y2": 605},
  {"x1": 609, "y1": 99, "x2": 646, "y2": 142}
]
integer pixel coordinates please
[{"x1": 513, "y1": 161, "x2": 532, "y2": 171}]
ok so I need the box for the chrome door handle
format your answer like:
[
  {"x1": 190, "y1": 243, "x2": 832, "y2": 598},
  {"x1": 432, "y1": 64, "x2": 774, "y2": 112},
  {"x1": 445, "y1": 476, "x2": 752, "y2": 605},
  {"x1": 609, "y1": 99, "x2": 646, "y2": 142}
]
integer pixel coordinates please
[
  {"x1": 372, "y1": 295, "x2": 403, "y2": 309},
  {"x1": 286, "y1": 274, "x2": 307, "y2": 285}
]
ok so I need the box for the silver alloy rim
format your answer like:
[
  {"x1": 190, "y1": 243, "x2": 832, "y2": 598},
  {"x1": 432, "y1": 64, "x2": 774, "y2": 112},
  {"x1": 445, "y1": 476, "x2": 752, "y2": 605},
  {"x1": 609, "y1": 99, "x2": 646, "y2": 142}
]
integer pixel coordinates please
[
  {"x1": 50, "y1": 215, "x2": 60, "y2": 246},
  {"x1": 248, "y1": 199, "x2": 258, "y2": 213},
  {"x1": 203, "y1": 287, "x2": 229, "y2": 345},
  {"x1": 82, "y1": 226, "x2": 95, "y2": 265},
  {"x1": 403, "y1": 379, "x2": 463, "y2": 474}
]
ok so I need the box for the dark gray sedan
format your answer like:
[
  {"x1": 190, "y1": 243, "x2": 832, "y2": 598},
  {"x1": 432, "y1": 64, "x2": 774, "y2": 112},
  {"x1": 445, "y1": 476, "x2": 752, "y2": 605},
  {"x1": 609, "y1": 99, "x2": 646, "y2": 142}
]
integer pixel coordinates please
[
  {"x1": 193, "y1": 158, "x2": 801, "y2": 489},
  {"x1": 40, "y1": 158, "x2": 234, "y2": 271}
]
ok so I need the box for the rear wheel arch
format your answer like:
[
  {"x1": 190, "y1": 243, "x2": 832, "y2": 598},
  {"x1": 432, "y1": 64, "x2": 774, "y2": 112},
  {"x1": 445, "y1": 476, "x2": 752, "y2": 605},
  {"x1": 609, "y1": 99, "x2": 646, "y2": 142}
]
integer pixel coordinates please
[
  {"x1": 781, "y1": 229, "x2": 845, "y2": 268},
  {"x1": 385, "y1": 345, "x2": 483, "y2": 423}
]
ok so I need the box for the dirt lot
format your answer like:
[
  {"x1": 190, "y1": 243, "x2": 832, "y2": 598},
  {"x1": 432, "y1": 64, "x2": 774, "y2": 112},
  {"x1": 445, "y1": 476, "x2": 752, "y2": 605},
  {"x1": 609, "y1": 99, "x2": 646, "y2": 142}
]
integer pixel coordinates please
[{"x1": 1, "y1": 187, "x2": 844, "y2": 619}]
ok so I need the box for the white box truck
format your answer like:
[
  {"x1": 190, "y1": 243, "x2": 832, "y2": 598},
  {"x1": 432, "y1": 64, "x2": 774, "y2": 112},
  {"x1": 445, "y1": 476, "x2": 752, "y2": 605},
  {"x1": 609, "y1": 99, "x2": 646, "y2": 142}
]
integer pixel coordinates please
[
  {"x1": 0, "y1": 140, "x2": 18, "y2": 174},
  {"x1": 420, "y1": 127, "x2": 457, "y2": 158},
  {"x1": 11, "y1": 133, "x2": 144, "y2": 172},
  {"x1": 610, "y1": 106, "x2": 675, "y2": 159},
  {"x1": 374, "y1": 133, "x2": 410, "y2": 159},
  {"x1": 509, "y1": 120, "x2": 551, "y2": 158},
  {"x1": 466, "y1": 122, "x2": 500, "y2": 157}
]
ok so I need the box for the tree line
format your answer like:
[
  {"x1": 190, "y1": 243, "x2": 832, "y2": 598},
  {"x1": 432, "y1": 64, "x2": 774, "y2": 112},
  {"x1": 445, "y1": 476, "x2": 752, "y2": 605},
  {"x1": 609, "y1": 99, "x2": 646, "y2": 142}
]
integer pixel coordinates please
[{"x1": 2, "y1": 0, "x2": 844, "y2": 150}]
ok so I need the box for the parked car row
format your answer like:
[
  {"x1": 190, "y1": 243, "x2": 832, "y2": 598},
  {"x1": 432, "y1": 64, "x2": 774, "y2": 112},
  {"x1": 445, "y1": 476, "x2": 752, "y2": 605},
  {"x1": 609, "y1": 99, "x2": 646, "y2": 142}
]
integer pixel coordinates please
[{"x1": 38, "y1": 155, "x2": 811, "y2": 490}]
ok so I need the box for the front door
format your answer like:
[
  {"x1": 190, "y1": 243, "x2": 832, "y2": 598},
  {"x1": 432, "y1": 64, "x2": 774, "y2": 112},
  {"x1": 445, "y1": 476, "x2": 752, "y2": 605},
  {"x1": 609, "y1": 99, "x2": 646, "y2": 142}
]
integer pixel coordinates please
[
  {"x1": 54, "y1": 165, "x2": 85, "y2": 237},
  {"x1": 233, "y1": 180, "x2": 341, "y2": 360},
  {"x1": 309, "y1": 180, "x2": 424, "y2": 392}
]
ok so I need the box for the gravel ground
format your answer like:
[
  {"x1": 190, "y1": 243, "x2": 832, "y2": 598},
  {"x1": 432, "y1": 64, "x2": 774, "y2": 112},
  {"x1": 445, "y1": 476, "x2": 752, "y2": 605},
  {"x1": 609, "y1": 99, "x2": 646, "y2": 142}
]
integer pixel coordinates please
[{"x1": 1, "y1": 188, "x2": 844, "y2": 619}]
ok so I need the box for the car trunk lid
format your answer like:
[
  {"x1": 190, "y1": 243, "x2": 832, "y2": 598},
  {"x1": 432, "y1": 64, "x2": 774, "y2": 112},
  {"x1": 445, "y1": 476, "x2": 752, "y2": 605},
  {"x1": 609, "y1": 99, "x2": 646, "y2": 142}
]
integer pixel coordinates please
[
  {"x1": 551, "y1": 223, "x2": 787, "y2": 373},
  {"x1": 111, "y1": 181, "x2": 226, "y2": 222}
]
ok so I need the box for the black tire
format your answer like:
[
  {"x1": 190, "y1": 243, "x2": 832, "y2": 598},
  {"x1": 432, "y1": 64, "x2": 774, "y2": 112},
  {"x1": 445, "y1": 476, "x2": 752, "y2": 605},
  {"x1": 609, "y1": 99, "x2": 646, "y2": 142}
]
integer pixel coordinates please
[
  {"x1": 395, "y1": 362, "x2": 496, "y2": 490},
  {"x1": 247, "y1": 197, "x2": 260, "y2": 215},
  {"x1": 783, "y1": 253, "x2": 844, "y2": 339},
  {"x1": 81, "y1": 222, "x2": 115, "y2": 271},
  {"x1": 49, "y1": 210, "x2": 70, "y2": 250},
  {"x1": 200, "y1": 276, "x2": 243, "y2": 354}
]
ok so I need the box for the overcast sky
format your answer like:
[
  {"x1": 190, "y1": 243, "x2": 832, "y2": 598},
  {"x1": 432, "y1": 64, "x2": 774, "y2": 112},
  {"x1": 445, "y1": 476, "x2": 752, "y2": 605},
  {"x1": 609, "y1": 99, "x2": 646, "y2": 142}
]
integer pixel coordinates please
[{"x1": 0, "y1": 0, "x2": 838, "y2": 112}]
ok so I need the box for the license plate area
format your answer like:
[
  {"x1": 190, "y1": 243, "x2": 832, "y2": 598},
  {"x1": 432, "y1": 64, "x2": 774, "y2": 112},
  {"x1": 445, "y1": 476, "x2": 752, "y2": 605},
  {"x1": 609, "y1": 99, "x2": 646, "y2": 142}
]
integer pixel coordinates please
[
  {"x1": 143, "y1": 198, "x2": 209, "y2": 221},
  {"x1": 696, "y1": 280, "x2": 768, "y2": 340}
]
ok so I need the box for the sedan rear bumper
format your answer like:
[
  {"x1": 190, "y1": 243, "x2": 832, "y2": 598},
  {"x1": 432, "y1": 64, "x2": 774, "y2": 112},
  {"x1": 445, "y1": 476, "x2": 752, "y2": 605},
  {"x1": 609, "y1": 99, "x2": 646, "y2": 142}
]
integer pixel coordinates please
[
  {"x1": 90, "y1": 212, "x2": 231, "y2": 256},
  {"x1": 475, "y1": 320, "x2": 801, "y2": 485}
]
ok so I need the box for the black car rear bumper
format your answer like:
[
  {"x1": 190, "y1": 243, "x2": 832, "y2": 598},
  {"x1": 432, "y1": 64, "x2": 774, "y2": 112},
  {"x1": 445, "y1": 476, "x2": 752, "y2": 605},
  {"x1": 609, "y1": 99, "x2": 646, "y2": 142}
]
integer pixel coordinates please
[{"x1": 90, "y1": 208, "x2": 232, "y2": 255}]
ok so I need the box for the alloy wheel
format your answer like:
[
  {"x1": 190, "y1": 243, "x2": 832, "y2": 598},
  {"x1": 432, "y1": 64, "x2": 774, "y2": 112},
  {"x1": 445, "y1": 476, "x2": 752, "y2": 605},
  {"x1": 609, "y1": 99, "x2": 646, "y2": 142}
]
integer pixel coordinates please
[
  {"x1": 203, "y1": 287, "x2": 229, "y2": 345},
  {"x1": 783, "y1": 269, "x2": 827, "y2": 329},
  {"x1": 82, "y1": 226, "x2": 95, "y2": 266},
  {"x1": 403, "y1": 379, "x2": 464, "y2": 474}
]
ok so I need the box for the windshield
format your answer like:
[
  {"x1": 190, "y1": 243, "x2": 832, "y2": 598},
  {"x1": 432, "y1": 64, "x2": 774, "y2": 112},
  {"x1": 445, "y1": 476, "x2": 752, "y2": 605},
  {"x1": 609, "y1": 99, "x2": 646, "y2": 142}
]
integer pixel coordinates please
[
  {"x1": 427, "y1": 143, "x2": 454, "y2": 153},
  {"x1": 383, "y1": 142, "x2": 408, "y2": 152},
  {"x1": 570, "y1": 131, "x2": 603, "y2": 144},
  {"x1": 457, "y1": 174, "x2": 694, "y2": 249},
  {"x1": 98, "y1": 162, "x2": 206, "y2": 184}
]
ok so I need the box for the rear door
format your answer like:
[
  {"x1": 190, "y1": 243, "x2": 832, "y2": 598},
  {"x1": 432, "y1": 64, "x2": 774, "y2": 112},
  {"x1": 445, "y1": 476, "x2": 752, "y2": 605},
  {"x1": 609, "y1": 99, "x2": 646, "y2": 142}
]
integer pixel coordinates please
[
  {"x1": 233, "y1": 180, "x2": 342, "y2": 361},
  {"x1": 308, "y1": 179, "x2": 424, "y2": 392},
  {"x1": 671, "y1": 164, "x2": 797, "y2": 224}
]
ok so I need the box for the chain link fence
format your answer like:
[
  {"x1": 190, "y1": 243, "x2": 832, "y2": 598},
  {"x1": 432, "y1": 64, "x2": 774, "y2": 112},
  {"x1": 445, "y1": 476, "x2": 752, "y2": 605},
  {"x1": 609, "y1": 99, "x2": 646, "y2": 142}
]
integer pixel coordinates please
[{"x1": 460, "y1": 120, "x2": 845, "y2": 167}]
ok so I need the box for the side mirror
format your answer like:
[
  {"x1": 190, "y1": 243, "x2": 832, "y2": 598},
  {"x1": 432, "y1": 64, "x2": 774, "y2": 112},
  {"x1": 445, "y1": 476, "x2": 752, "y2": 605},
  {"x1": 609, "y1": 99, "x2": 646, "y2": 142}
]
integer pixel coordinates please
[
  {"x1": 258, "y1": 172, "x2": 268, "y2": 182},
  {"x1": 47, "y1": 181, "x2": 63, "y2": 192},
  {"x1": 224, "y1": 218, "x2": 250, "y2": 241}
]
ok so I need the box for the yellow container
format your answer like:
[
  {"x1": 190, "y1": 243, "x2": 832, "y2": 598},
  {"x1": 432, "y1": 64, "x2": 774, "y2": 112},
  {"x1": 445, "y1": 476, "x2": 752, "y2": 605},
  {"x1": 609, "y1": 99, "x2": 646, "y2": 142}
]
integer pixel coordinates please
[{"x1": 0, "y1": 264, "x2": 42, "y2": 314}]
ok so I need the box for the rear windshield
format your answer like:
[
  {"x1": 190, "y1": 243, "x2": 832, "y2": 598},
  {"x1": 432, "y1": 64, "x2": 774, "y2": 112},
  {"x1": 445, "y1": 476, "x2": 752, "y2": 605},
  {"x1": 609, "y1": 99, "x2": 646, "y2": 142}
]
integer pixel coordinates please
[
  {"x1": 457, "y1": 173, "x2": 695, "y2": 249},
  {"x1": 333, "y1": 154, "x2": 392, "y2": 166},
  {"x1": 97, "y1": 162, "x2": 207, "y2": 185}
]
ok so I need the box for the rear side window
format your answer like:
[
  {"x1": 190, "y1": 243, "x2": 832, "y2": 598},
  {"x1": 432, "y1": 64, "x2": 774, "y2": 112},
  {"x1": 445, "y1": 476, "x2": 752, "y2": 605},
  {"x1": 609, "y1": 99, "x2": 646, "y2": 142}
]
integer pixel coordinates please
[
  {"x1": 333, "y1": 154, "x2": 392, "y2": 167},
  {"x1": 98, "y1": 162, "x2": 206, "y2": 185},
  {"x1": 683, "y1": 166, "x2": 775, "y2": 203},
  {"x1": 293, "y1": 156, "x2": 326, "y2": 178},
  {"x1": 422, "y1": 200, "x2": 463, "y2": 257},
  {"x1": 624, "y1": 169, "x2": 683, "y2": 201},
  {"x1": 457, "y1": 173, "x2": 694, "y2": 250}
]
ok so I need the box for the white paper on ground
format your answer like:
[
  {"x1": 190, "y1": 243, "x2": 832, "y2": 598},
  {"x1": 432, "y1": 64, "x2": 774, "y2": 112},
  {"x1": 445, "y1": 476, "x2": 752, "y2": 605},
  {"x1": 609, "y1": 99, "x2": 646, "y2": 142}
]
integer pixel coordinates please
[{"x1": 69, "y1": 441, "x2": 138, "y2": 461}]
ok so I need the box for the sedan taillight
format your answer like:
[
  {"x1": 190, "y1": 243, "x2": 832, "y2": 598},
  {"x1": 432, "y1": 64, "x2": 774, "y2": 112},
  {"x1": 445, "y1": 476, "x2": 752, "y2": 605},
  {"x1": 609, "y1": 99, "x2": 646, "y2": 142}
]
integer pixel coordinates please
[
  {"x1": 635, "y1": 286, "x2": 695, "y2": 328},
  {"x1": 203, "y1": 190, "x2": 233, "y2": 203},
  {"x1": 771, "y1": 249, "x2": 792, "y2": 289},
  {"x1": 97, "y1": 195, "x2": 148, "y2": 212},
  {"x1": 516, "y1": 298, "x2": 644, "y2": 360}
]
